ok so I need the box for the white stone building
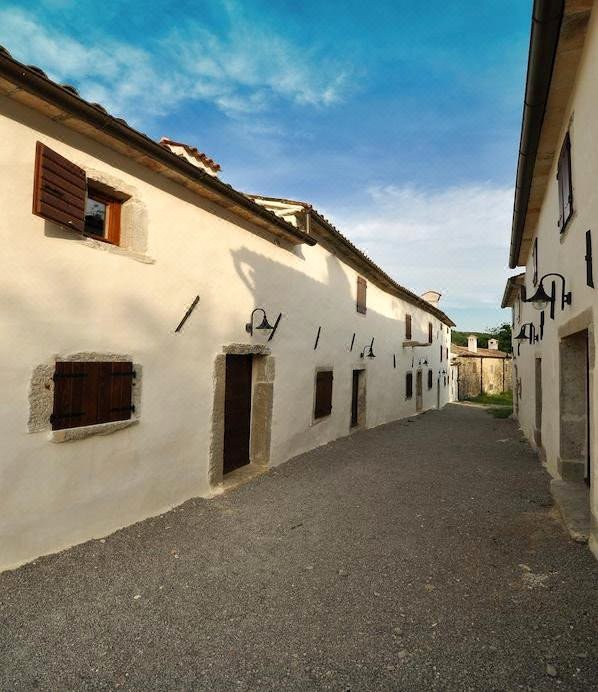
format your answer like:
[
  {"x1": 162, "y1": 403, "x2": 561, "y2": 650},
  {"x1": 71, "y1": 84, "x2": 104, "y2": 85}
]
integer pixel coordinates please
[
  {"x1": 502, "y1": 0, "x2": 597, "y2": 558},
  {"x1": 0, "y1": 48, "x2": 454, "y2": 571}
]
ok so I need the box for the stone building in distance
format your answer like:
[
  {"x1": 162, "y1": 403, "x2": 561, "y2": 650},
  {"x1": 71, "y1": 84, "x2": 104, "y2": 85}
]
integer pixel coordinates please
[{"x1": 451, "y1": 335, "x2": 512, "y2": 400}]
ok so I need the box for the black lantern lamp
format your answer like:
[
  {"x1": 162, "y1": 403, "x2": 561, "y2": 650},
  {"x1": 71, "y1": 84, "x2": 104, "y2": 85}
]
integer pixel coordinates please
[
  {"x1": 525, "y1": 272, "x2": 572, "y2": 317},
  {"x1": 514, "y1": 322, "x2": 538, "y2": 344},
  {"x1": 246, "y1": 308, "x2": 273, "y2": 336}
]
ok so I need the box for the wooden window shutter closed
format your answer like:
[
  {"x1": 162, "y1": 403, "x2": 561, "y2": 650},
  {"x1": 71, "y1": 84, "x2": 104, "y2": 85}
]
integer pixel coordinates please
[
  {"x1": 33, "y1": 142, "x2": 86, "y2": 232},
  {"x1": 314, "y1": 370, "x2": 333, "y2": 419},
  {"x1": 52, "y1": 361, "x2": 95, "y2": 430},
  {"x1": 406, "y1": 373, "x2": 413, "y2": 398},
  {"x1": 52, "y1": 361, "x2": 134, "y2": 430},
  {"x1": 356, "y1": 277, "x2": 367, "y2": 314},
  {"x1": 428, "y1": 369, "x2": 433, "y2": 389},
  {"x1": 557, "y1": 134, "x2": 572, "y2": 231},
  {"x1": 406, "y1": 314, "x2": 412, "y2": 340},
  {"x1": 428, "y1": 322, "x2": 433, "y2": 343},
  {"x1": 97, "y1": 362, "x2": 135, "y2": 423}
]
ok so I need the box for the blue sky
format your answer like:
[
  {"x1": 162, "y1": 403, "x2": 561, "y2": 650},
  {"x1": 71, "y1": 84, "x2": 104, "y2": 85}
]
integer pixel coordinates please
[{"x1": 0, "y1": 0, "x2": 531, "y2": 330}]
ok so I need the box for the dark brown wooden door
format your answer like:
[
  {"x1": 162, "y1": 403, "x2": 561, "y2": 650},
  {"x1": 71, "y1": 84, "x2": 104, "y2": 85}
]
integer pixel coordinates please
[
  {"x1": 223, "y1": 355, "x2": 253, "y2": 474},
  {"x1": 351, "y1": 369, "x2": 360, "y2": 427}
]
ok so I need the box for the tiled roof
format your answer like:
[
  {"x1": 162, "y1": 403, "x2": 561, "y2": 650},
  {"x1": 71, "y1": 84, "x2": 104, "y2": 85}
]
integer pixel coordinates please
[{"x1": 451, "y1": 345, "x2": 510, "y2": 359}]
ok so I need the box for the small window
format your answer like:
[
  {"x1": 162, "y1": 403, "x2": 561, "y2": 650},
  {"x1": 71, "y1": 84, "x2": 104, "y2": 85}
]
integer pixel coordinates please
[
  {"x1": 51, "y1": 361, "x2": 135, "y2": 430},
  {"x1": 532, "y1": 237, "x2": 538, "y2": 286},
  {"x1": 557, "y1": 132, "x2": 573, "y2": 232},
  {"x1": 428, "y1": 322, "x2": 433, "y2": 344},
  {"x1": 356, "y1": 277, "x2": 367, "y2": 314},
  {"x1": 84, "y1": 186, "x2": 122, "y2": 245},
  {"x1": 405, "y1": 314, "x2": 412, "y2": 340},
  {"x1": 405, "y1": 372, "x2": 413, "y2": 399},
  {"x1": 427, "y1": 369, "x2": 433, "y2": 389},
  {"x1": 33, "y1": 142, "x2": 125, "y2": 246},
  {"x1": 440, "y1": 344, "x2": 443, "y2": 362},
  {"x1": 314, "y1": 370, "x2": 333, "y2": 419}
]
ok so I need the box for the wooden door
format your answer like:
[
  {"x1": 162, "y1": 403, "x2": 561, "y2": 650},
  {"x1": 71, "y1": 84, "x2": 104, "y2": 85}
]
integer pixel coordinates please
[
  {"x1": 351, "y1": 369, "x2": 360, "y2": 427},
  {"x1": 223, "y1": 355, "x2": 253, "y2": 474},
  {"x1": 416, "y1": 371, "x2": 423, "y2": 412}
]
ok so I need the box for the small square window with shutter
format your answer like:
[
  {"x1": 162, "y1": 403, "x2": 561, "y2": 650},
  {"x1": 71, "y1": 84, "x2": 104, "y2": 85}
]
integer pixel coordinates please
[
  {"x1": 405, "y1": 314, "x2": 412, "y2": 340},
  {"x1": 405, "y1": 372, "x2": 413, "y2": 399},
  {"x1": 314, "y1": 370, "x2": 333, "y2": 419},
  {"x1": 427, "y1": 369, "x2": 433, "y2": 389},
  {"x1": 557, "y1": 132, "x2": 573, "y2": 232},
  {"x1": 51, "y1": 361, "x2": 135, "y2": 430},
  {"x1": 33, "y1": 142, "x2": 124, "y2": 245},
  {"x1": 356, "y1": 277, "x2": 367, "y2": 314}
]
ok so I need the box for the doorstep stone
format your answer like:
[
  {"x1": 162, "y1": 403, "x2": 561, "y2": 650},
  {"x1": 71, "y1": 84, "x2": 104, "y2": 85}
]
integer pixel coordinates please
[{"x1": 550, "y1": 479, "x2": 591, "y2": 543}]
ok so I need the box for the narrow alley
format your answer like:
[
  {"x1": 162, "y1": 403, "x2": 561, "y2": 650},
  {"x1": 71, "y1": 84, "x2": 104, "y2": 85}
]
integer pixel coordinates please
[{"x1": 0, "y1": 404, "x2": 596, "y2": 691}]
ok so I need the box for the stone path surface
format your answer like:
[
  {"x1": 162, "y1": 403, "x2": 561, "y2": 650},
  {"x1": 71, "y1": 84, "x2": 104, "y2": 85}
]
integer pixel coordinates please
[{"x1": 1, "y1": 404, "x2": 597, "y2": 691}]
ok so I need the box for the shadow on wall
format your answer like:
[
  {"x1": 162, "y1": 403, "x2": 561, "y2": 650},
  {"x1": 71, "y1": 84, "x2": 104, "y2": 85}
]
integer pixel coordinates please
[{"x1": 228, "y1": 243, "x2": 444, "y2": 391}]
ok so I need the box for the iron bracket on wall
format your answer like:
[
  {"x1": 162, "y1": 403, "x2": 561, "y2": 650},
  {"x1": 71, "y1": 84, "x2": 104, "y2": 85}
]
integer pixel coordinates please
[
  {"x1": 267, "y1": 312, "x2": 282, "y2": 342},
  {"x1": 349, "y1": 333, "x2": 355, "y2": 352},
  {"x1": 175, "y1": 295, "x2": 200, "y2": 333},
  {"x1": 314, "y1": 326, "x2": 321, "y2": 350}
]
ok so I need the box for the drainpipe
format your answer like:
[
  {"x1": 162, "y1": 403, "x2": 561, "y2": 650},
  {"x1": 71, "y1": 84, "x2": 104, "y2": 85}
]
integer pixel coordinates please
[{"x1": 510, "y1": 0, "x2": 564, "y2": 268}]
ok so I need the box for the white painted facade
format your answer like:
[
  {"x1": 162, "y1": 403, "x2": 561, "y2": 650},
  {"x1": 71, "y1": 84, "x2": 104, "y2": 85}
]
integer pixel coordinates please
[
  {"x1": 0, "y1": 60, "x2": 453, "y2": 571},
  {"x1": 504, "y1": 1, "x2": 597, "y2": 558}
]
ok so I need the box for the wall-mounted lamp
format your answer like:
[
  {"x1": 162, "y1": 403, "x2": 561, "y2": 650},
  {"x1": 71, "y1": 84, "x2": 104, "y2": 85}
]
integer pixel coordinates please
[
  {"x1": 360, "y1": 337, "x2": 376, "y2": 359},
  {"x1": 525, "y1": 272, "x2": 572, "y2": 319},
  {"x1": 514, "y1": 322, "x2": 538, "y2": 345},
  {"x1": 245, "y1": 307, "x2": 282, "y2": 341}
]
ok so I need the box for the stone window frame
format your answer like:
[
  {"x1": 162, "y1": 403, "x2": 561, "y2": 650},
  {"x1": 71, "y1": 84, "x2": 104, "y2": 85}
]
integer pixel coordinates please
[{"x1": 28, "y1": 352, "x2": 142, "y2": 443}]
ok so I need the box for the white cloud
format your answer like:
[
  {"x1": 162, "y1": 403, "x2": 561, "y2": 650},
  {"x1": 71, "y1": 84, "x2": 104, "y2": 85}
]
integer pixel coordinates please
[
  {"x1": 329, "y1": 183, "x2": 514, "y2": 316},
  {"x1": 0, "y1": 6, "x2": 351, "y2": 124}
]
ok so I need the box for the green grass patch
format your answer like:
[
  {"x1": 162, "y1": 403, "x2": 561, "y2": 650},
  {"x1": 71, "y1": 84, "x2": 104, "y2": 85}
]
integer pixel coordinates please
[
  {"x1": 487, "y1": 406, "x2": 513, "y2": 419},
  {"x1": 467, "y1": 391, "x2": 513, "y2": 406}
]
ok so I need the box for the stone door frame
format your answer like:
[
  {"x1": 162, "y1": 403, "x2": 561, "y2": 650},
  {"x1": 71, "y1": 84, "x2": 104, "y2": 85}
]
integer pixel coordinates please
[{"x1": 209, "y1": 344, "x2": 275, "y2": 487}]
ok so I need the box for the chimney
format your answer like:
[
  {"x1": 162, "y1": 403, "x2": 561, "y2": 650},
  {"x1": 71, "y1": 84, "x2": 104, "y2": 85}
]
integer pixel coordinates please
[
  {"x1": 488, "y1": 339, "x2": 499, "y2": 350},
  {"x1": 421, "y1": 290, "x2": 442, "y2": 307},
  {"x1": 467, "y1": 335, "x2": 478, "y2": 353}
]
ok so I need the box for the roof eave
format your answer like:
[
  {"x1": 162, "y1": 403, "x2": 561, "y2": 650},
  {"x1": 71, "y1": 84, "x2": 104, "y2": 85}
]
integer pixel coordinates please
[
  {"x1": 0, "y1": 51, "x2": 315, "y2": 248},
  {"x1": 509, "y1": 0, "x2": 564, "y2": 269},
  {"x1": 309, "y1": 209, "x2": 456, "y2": 327}
]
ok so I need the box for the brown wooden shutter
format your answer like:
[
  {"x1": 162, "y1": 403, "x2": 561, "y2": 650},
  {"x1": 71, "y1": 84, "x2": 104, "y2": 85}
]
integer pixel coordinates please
[
  {"x1": 428, "y1": 322, "x2": 433, "y2": 343},
  {"x1": 51, "y1": 361, "x2": 134, "y2": 430},
  {"x1": 356, "y1": 277, "x2": 367, "y2": 314},
  {"x1": 557, "y1": 134, "x2": 572, "y2": 231},
  {"x1": 51, "y1": 361, "x2": 94, "y2": 430},
  {"x1": 406, "y1": 314, "x2": 412, "y2": 340},
  {"x1": 406, "y1": 372, "x2": 413, "y2": 398},
  {"x1": 314, "y1": 370, "x2": 333, "y2": 418},
  {"x1": 96, "y1": 361, "x2": 135, "y2": 424},
  {"x1": 33, "y1": 142, "x2": 86, "y2": 232},
  {"x1": 428, "y1": 369, "x2": 433, "y2": 389}
]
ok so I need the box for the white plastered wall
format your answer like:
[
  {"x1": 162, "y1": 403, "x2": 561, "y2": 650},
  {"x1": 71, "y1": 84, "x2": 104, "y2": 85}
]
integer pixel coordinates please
[
  {"x1": 0, "y1": 95, "x2": 452, "y2": 571},
  {"x1": 510, "y1": 5, "x2": 598, "y2": 558}
]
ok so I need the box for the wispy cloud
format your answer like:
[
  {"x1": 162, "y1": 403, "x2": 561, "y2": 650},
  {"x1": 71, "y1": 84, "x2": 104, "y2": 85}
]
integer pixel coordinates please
[
  {"x1": 329, "y1": 183, "x2": 514, "y2": 323},
  {"x1": 0, "y1": 5, "x2": 352, "y2": 124}
]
